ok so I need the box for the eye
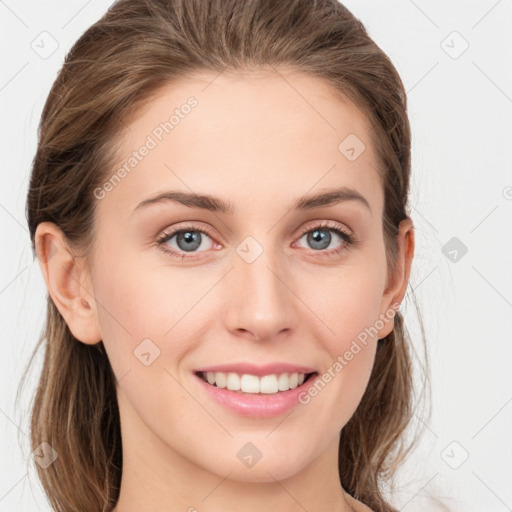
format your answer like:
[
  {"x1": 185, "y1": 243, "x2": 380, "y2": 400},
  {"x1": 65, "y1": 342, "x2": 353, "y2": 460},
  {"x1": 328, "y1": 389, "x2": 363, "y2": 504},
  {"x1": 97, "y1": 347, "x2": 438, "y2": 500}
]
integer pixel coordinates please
[
  {"x1": 156, "y1": 224, "x2": 217, "y2": 259},
  {"x1": 295, "y1": 221, "x2": 355, "y2": 256},
  {"x1": 156, "y1": 221, "x2": 356, "y2": 261}
]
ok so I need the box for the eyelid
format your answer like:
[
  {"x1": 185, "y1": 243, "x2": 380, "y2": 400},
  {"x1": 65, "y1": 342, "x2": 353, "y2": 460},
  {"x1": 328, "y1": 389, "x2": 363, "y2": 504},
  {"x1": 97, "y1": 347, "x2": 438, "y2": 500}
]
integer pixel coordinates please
[
  {"x1": 158, "y1": 219, "x2": 352, "y2": 243},
  {"x1": 296, "y1": 219, "x2": 353, "y2": 238},
  {"x1": 157, "y1": 222, "x2": 217, "y2": 242}
]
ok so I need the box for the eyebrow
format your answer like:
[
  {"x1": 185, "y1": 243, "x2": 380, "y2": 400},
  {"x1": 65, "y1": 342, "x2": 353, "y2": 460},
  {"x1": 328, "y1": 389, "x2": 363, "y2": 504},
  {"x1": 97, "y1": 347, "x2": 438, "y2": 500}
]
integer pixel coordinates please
[{"x1": 131, "y1": 186, "x2": 371, "y2": 216}]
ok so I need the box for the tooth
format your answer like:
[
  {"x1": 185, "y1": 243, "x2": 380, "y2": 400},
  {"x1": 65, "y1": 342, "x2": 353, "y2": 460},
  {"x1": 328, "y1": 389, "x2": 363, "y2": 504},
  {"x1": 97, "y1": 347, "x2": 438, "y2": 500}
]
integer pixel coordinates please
[
  {"x1": 226, "y1": 372, "x2": 241, "y2": 391},
  {"x1": 203, "y1": 371, "x2": 309, "y2": 393},
  {"x1": 289, "y1": 372, "x2": 299, "y2": 389},
  {"x1": 240, "y1": 374, "x2": 260, "y2": 393},
  {"x1": 277, "y1": 373, "x2": 289, "y2": 391},
  {"x1": 216, "y1": 372, "x2": 227, "y2": 388},
  {"x1": 260, "y1": 374, "x2": 279, "y2": 394}
]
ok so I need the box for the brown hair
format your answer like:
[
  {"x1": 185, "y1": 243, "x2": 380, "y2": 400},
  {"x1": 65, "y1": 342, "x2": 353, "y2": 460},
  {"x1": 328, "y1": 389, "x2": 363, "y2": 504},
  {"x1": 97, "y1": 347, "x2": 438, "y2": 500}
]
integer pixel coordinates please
[{"x1": 20, "y1": 0, "x2": 430, "y2": 511}]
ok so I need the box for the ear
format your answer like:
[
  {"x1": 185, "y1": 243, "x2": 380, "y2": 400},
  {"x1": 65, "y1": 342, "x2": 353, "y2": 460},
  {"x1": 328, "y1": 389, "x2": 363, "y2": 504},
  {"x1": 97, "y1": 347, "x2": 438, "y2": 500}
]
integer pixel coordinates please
[
  {"x1": 377, "y1": 216, "x2": 415, "y2": 339},
  {"x1": 34, "y1": 222, "x2": 102, "y2": 345}
]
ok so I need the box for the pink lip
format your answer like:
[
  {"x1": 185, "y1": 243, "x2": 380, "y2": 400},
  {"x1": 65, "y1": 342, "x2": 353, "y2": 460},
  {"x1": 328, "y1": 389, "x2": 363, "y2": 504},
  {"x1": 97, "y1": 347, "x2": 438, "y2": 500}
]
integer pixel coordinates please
[
  {"x1": 193, "y1": 371, "x2": 320, "y2": 419},
  {"x1": 194, "y1": 362, "x2": 317, "y2": 377}
]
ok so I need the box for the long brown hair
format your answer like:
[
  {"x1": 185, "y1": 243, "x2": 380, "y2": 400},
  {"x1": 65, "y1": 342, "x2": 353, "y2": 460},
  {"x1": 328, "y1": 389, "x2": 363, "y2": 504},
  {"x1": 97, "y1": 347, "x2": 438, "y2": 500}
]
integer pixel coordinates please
[{"x1": 20, "y1": 1, "x2": 430, "y2": 510}]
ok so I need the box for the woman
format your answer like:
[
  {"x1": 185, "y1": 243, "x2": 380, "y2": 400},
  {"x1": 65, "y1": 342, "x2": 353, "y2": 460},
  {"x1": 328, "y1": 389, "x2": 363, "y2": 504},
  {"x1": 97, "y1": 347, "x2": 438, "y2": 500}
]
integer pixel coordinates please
[{"x1": 22, "y1": 0, "x2": 429, "y2": 510}]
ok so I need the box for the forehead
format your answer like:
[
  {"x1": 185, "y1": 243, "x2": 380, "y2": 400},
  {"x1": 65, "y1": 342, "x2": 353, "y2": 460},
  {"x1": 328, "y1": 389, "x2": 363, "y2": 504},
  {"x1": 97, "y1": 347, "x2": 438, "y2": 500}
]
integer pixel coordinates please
[{"x1": 97, "y1": 69, "x2": 383, "y2": 221}]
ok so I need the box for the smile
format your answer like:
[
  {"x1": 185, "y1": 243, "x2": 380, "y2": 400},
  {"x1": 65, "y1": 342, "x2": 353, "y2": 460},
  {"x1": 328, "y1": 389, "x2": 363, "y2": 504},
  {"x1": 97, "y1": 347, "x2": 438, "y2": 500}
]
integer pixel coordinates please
[
  {"x1": 193, "y1": 370, "x2": 320, "y2": 418},
  {"x1": 196, "y1": 370, "x2": 317, "y2": 394}
]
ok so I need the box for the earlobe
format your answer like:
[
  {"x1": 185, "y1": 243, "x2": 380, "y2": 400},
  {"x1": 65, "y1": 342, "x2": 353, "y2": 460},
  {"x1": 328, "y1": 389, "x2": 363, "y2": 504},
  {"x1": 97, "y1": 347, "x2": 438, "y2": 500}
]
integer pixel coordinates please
[
  {"x1": 377, "y1": 217, "x2": 415, "y2": 339},
  {"x1": 35, "y1": 222, "x2": 102, "y2": 345}
]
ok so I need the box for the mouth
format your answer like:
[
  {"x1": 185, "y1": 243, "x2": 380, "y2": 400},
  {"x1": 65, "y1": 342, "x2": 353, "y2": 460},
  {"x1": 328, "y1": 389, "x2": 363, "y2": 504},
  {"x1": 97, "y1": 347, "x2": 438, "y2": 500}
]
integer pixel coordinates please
[{"x1": 194, "y1": 370, "x2": 319, "y2": 395}]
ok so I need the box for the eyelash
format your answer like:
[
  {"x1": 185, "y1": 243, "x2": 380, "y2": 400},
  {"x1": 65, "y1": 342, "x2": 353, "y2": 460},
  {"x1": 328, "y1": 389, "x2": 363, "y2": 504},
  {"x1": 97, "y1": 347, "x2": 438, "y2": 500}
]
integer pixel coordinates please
[{"x1": 155, "y1": 221, "x2": 356, "y2": 260}]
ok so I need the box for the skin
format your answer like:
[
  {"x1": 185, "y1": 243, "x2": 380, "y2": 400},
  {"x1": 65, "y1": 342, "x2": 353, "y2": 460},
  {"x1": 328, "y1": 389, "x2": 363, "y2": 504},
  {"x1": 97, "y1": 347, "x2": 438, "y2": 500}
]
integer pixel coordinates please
[{"x1": 35, "y1": 67, "x2": 414, "y2": 512}]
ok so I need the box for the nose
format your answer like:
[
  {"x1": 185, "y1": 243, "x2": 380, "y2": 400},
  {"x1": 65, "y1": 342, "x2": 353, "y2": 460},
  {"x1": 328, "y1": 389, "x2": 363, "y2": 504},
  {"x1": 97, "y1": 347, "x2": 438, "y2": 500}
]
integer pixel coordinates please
[{"x1": 224, "y1": 243, "x2": 299, "y2": 342}]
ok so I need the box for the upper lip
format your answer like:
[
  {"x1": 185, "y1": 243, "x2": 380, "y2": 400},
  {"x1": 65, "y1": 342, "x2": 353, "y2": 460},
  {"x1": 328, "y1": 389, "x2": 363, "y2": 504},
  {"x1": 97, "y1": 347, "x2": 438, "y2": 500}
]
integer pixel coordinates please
[{"x1": 194, "y1": 362, "x2": 318, "y2": 377}]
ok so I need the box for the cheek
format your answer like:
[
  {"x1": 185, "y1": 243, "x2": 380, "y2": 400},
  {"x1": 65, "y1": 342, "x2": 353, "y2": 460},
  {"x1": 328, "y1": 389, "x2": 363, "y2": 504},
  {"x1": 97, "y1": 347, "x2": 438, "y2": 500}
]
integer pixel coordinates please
[
  {"x1": 91, "y1": 247, "x2": 217, "y2": 387},
  {"x1": 90, "y1": 254, "x2": 201, "y2": 432},
  {"x1": 304, "y1": 261, "x2": 387, "y2": 349},
  {"x1": 90, "y1": 249, "x2": 173, "y2": 372},
  {"x1": 294, "y1": 259, "x2": 386, "y2": 428}
]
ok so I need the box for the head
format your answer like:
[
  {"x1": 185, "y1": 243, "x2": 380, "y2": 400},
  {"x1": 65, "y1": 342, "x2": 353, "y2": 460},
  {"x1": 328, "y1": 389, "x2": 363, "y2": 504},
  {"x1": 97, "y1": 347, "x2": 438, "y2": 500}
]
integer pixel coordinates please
[{"x1": 22, "y1": 1, "x2": 427, "y2": 511}]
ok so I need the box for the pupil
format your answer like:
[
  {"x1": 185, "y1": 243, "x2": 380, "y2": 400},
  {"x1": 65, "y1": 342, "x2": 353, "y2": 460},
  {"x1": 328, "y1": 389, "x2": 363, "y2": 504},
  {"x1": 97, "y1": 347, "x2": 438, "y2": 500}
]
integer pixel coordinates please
[
  {"x1": 308, "y1": 229, "x2": 330, "y2": 250},
  {"x1": 177, "y1": 231, "x2": 201, "y2": 251}
]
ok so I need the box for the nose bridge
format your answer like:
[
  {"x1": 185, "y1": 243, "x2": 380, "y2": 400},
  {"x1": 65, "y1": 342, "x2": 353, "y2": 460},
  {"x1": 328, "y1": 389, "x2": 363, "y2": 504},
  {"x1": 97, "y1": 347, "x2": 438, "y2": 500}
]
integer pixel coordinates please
[{"x1": 226, "y1": 234, "x2": 297, "y2": 339}]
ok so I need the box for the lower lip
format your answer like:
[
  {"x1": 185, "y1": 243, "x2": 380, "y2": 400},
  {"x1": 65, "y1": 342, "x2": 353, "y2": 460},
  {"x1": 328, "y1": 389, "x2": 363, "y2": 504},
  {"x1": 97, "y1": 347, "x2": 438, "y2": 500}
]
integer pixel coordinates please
[{"x1": 193, "y1": 372, "x2": 320, "y2": 418}]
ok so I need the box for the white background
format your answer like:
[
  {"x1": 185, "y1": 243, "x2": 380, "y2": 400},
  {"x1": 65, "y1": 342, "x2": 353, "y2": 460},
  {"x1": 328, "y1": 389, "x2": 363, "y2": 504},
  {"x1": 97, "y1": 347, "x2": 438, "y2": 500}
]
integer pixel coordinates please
[{"x1": 1, "y1": 1, "x2": 511, "y2": 511}]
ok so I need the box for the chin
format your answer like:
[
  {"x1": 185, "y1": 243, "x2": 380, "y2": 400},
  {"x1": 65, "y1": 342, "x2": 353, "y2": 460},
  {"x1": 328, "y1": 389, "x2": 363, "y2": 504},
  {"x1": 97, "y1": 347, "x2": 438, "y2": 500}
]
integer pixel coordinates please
[{"x1": 220, "y1": 462, "x2": 305, "y2": 483}]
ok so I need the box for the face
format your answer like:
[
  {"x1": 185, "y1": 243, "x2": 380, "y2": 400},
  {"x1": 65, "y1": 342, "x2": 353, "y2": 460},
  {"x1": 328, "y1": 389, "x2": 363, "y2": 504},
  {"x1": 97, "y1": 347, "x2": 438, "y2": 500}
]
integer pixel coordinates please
[{"x1": 38, "y1": 68, "x2": 413, "y2": 488}]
